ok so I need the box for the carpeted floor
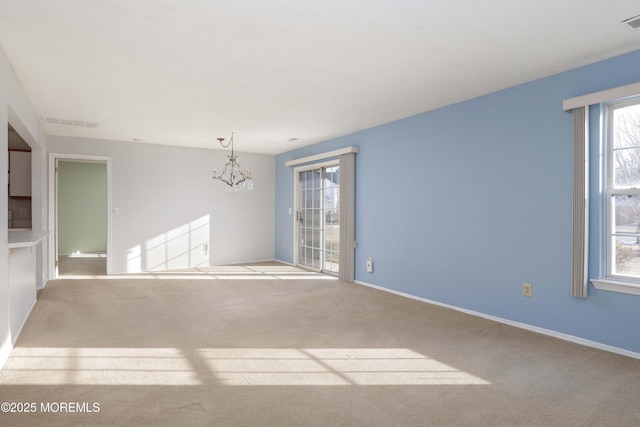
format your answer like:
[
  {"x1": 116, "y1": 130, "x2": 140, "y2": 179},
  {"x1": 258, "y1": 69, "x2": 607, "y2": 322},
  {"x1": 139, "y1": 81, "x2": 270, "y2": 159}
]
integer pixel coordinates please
[
  {"x1": 0, "y1": 262, "x2": 639, "y2": 426},
  {"x1": 58, "y1": 253, "x2": 107, "y2": 277}
]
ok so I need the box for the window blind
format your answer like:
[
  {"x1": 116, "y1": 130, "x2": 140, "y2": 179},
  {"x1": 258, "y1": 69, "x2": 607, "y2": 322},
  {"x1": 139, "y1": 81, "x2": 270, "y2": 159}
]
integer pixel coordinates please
[
  {"x1": 571, "y1": 106, "x2": 589, "y2": 298},
  {"x1": 338, "y1": 152, "x2": 356, "y2": 282}
]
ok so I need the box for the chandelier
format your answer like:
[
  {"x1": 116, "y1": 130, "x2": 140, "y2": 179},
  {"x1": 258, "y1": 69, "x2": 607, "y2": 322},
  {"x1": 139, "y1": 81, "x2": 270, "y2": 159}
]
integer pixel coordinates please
[{"x1": 212, "y1": 132, "x2": 253, "y2": 192}]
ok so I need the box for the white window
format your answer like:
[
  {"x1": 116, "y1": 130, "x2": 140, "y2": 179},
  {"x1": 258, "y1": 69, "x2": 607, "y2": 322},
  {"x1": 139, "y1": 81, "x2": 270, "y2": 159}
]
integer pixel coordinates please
[{"x1": 605, "y1": 98, "x2": 640, "y2": 283}]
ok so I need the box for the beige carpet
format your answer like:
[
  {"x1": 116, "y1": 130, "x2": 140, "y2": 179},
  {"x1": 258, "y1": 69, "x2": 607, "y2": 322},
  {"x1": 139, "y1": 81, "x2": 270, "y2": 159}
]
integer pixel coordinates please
[
  {"x1": 0, "y1": 262, "x2": 639, "y2": 426},
  {"x1": 58, "y1": 254, "x2": 107, "y2": 277}
]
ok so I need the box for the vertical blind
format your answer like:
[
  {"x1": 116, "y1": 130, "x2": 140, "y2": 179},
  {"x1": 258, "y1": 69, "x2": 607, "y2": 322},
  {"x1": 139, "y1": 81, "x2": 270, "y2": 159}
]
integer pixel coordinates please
[
  {"x1": 571, "y1": 106, "x2": 589, "y2": 298},
  {"x1": 339, "y1": 152, "x2": 356, "y2": 282}
]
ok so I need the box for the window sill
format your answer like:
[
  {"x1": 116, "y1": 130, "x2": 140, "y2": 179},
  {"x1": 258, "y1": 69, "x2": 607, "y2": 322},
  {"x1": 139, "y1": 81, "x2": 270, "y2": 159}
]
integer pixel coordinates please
[{"x1": 591, "y1": 279, "x2": 640, "y2": 296}]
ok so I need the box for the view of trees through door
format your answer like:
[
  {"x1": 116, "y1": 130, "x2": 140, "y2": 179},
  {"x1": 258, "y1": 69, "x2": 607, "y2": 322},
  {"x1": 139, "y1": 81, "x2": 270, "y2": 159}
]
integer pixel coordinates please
[{"x1": 297, "y1": 165, "x2": 340, "y2": 274}]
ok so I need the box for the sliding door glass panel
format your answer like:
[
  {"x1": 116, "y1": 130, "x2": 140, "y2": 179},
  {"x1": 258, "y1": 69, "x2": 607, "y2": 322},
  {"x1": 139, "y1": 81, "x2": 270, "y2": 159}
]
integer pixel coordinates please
[
  {"x1": 323, "y1": 166, "x2": 340, "y2": 274},
  {"x1": 298, "y1": 169, "x2": 323, "y2": 270},
  {"x1": 297, "y1": 165, "x2": 340, "y2": 274}
]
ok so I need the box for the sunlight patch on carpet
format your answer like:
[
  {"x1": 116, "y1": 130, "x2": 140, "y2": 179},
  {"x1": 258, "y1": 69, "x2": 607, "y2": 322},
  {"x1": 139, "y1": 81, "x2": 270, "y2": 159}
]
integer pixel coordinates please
[
  {"x1": 201, "y1": 348, "x2": 490, "y2": 386},
  {"x1": 0, "y1": 347, "x2": 199, "y2": 385},
  {"x1": 0, "y1": 347, "x2": 490, "y2": 386}
]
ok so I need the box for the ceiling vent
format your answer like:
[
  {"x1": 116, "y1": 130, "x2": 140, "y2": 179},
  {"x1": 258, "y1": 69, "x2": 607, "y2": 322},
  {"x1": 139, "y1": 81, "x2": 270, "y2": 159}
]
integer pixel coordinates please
[
  {"x1": 43, "y1": 117, "x2": 99, "y2": 128},
  {"x1": 621, "y1": 14, "x2": 640, "y2": 30}
]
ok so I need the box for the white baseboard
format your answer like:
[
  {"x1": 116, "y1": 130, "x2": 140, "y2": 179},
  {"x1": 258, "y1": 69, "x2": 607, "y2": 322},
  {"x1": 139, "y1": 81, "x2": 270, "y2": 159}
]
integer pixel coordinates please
[
  {"x1": 0, "y1": 298, "x2": 37, "y2": 372},
  {"x1": 226, "y1": 258, "x2": 283, "y2": 266},
  {"x1": 0, "y1": 338, "x2": 12, "y2": 372},
  {"x1": 355, "y1": 280, "x2": 640, "y2": 361},
  {"x1": 12, "y1": 298, "x2": 37, "y2": 346}
]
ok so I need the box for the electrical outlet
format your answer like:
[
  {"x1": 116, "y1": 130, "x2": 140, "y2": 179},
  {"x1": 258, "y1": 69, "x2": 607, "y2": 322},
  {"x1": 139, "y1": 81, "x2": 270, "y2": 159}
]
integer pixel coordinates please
[
  {"x1": 522, "y1": 283, "x2": 533, "y2": 297},
  {"x1": 367, "y1": 257, "x2": 373, "y2": 273}
]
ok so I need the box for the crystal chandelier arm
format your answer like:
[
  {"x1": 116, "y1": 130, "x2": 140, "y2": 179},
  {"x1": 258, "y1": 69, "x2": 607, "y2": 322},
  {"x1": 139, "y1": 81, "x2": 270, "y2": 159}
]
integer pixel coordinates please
[
  {"x1": 216, "y1": 132, "x2": 234, "y2": 150},
  {"x1": 212, "y1": 162, "x2": 234, "y2": 186}
]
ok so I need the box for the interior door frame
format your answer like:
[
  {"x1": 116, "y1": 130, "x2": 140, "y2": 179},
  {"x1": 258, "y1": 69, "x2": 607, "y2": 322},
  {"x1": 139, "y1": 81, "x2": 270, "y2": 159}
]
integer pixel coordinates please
[
  {"x1": 293, "y1": 159, "x2": 338, "y2": 272},
  {"x1": 48, "y1": 153, "x2": 112, "y2": 278}
]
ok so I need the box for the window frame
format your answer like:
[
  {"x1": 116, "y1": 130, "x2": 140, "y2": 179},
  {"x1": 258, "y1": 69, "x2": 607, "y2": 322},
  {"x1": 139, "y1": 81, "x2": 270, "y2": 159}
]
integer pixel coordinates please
[
  {"x1": 563, "y1": 82, "x2": 640, "y2": 296},
  {"x1": 603, "y1": 97, "x2": 640, "y2": 287}
]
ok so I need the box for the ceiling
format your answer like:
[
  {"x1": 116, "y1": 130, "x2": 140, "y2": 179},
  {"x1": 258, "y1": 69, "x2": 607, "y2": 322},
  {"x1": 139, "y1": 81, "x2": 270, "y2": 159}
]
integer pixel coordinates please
[{"x1": 1, "y1": 1, "x2": 639, "y2": 155}]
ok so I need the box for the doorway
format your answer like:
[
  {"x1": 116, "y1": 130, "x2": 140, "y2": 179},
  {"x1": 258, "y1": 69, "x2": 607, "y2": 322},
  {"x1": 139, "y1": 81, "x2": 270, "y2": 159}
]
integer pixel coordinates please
[
  {"x1": 295, "y1": 163, "x2": 340, "y2": 274},
  {"x1": 49, "y1": 154, "x2": 111, "y2": 278}
]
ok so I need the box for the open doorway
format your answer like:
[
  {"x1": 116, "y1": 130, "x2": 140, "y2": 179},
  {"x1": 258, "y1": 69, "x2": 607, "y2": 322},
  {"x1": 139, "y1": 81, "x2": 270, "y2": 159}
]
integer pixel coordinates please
[
  {"x1": 49, "y1": 154, "x2": 111, "y2": 278},
  {"x1": 7, "y1": 124, "x2": 32, "y2": 229}
]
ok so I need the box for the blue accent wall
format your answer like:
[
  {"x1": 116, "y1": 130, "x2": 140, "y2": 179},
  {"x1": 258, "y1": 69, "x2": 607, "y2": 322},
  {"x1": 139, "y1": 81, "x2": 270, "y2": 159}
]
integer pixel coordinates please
[{"x1": 275, "y1": 49, "x2": 640, "y2": 355}]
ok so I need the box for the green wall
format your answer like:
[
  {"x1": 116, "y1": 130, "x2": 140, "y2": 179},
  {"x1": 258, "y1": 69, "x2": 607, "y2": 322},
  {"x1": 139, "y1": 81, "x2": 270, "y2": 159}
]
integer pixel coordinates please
[{"x1": 58, "y1": 161, "x2": 107, "y2": 255}]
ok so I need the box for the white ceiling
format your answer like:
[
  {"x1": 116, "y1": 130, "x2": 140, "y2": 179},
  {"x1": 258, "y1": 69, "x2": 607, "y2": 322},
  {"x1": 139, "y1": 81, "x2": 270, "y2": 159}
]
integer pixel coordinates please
[{"x1": 1, "y1": 1, "x2": 639, "y2": 155}]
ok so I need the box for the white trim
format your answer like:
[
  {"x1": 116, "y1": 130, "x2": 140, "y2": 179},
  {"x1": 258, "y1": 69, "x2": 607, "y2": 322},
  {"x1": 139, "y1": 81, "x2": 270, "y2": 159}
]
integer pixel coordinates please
[
  {"x1": 217, "y1": 258, "x2": 279, "y2": 266},
  {"x1": 285, "y1": 146, "x2": 358, "y2": 167},
  {"x1": 355, "y1": 280, "x2": 640, "y2": 360},
  {"x1": 1, "y1": 297, "x2": 37, "y2": 371},
  {"x1": 0, "y1": 338, "x2": 12, "y2": 371},
  {"x1": 12, "y1": 299, "x2": 37, "y2": 345},
  {"x1": 563, "y1": 81, "x2": 640, "y2": 111},
  {"x1": 603, "y1": 98, "x2": 640, "y2": 287},
  {"x1": 48, "y1": 153, "x2": 113, "y2": 278},
  {"x1": 36, "y1": 279, "x2": 48, "y2": 291},
  {"x1": 591, "y1": 279, "x2": 640, "y2": 296},
  {"x1": 294, "y1": 159, "x2": 338, "y2": 173}
]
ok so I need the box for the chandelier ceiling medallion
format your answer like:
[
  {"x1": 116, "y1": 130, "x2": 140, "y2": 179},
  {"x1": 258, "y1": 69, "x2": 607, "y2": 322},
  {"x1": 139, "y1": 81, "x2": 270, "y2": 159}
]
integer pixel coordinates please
[{"x1": 212, "y1": 132, "x2": 253, "y2": 192}]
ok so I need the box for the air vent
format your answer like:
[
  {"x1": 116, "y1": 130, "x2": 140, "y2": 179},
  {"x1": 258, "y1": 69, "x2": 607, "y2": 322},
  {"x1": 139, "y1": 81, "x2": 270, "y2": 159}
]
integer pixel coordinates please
[
  {"x1": 621, "y1": 14, "x2": 640, "y2": 30},
  {"x1": 43, "y1": 117, "x2": 99, "y2": 128}
]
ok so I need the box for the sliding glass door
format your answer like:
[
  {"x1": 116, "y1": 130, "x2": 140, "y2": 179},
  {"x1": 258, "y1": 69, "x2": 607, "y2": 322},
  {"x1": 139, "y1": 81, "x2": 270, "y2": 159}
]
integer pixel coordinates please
[{"x1": 296, "y1": 164, "x2": 340, "y2": 274}]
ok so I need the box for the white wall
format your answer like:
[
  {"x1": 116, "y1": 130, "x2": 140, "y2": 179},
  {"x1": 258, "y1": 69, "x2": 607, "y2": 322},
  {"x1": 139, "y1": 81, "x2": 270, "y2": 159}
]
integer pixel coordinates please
[
  {"x1": 48, "y1": 136, "x2": 275, "y2": 274},
  {"x1": 0, "y1": 47, "x2": 48, "y2": 368},
  {"x1": 0, "y1": 58, "x2": 8, "y2": 368}
]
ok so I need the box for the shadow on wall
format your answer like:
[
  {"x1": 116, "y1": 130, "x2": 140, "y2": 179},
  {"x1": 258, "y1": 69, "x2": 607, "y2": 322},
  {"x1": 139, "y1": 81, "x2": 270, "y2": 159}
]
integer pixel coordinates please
[{"x1": 126, "y1": 215, "x2": 210, "y2": 272}]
